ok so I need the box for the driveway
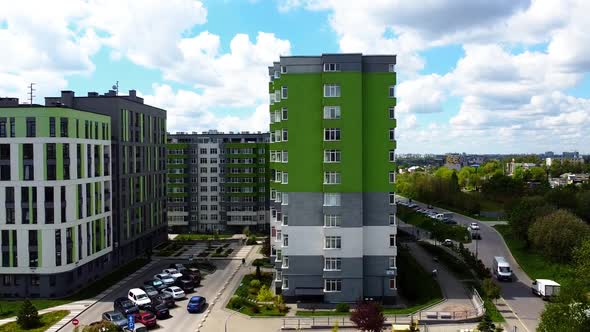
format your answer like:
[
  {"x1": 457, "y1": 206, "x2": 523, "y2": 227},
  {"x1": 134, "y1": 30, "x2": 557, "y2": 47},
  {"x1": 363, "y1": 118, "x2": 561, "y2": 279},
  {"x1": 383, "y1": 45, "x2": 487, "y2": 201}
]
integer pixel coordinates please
[{"x1": 397, "y1": 195, "x2": 544, "y2": 332}]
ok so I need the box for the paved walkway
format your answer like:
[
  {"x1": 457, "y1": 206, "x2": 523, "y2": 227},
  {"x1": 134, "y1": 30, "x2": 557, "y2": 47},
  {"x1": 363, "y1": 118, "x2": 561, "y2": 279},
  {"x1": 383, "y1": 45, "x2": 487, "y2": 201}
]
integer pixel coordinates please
[{"x1": 0, "y1": 259, "x2": 160, "y2": 331}]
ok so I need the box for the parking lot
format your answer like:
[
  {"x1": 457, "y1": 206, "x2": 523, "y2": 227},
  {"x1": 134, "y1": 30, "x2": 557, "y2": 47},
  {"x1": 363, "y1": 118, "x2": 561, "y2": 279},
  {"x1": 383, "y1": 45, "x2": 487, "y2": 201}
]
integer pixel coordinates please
[{"x1": 60, "y1": 254, "x2": 247, "y2": 332}]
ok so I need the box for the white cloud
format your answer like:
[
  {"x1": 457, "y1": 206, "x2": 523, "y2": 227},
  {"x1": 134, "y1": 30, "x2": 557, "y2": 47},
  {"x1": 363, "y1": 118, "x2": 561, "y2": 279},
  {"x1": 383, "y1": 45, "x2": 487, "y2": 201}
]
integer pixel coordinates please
[{"x1": 396, "y1": 74, "x2": 448, "y2": 114}]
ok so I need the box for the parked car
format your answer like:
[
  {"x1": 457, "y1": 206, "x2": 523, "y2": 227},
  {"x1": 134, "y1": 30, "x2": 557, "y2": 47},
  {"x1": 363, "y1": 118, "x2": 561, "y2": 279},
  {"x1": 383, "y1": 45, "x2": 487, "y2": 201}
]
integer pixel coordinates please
[
  {"x1": 442, "y1": 239, "x2": 453, "y2": 247},
  {"x1": 128, "y1": 288, "x2": 151, "y2": 307},
  {"x1": 102, "y1": 311, "x2": 128, "y2": 329},
  {"x1": 443, "y1": 219, "x2": 458, "y2": 225},
  {"x1": 187, "y1": 296, "x2": 207, "y2": 313},
  {"x1": 151, "y1": 293, "x2": 175, "y2": 308},
  {"x1": 143, "y1": 279, "x2": 166, "y2": 291},
  {"x1": 154, "y1": 273, "x2": 175, "y2": 286},
  {"x1": 183, "y1": 267, "x2": 202, "y2": 278},
  {"x1": 469, "y1": 222, "x2": 480, "y2": 231},
  {"x1": 124, "y1": 322, "x2": 148, "y2": 332},
  {"x1": 427, "y1": 204, "x2": 433, "y2": 209},
  {"x1": 162, "y1": 268, "x2": 183, "y2": 280},
  {"x1": 114, "y1": 297, "x2": 140, "y2": 316},
  {"x1": 174, "y1": 276, "x2": 195, "y2": 292},
  {"x1": 181, "y1": 271, "x2": 201, "y2": 287},
  {"x1": 162, "y1": 286, "x2": 186, "y2": 300},
  {"x1": 134, "y1": 312, "x2": 157, "y2": 328},
  {"x1": 143, "y1": 301, "x2": 170, "y2": 319},
  {"x1": 140, "y1": 285, "x2": 159, "y2": 297},
  {"x1": 169, "y1": 263, "x2": 187, "y2": 272}
]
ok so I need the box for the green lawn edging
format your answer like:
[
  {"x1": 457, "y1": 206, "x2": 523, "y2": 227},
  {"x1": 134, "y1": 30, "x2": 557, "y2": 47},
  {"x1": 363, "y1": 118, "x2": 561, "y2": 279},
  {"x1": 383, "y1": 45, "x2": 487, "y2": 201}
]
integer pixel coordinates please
[{"x1": 0, "y1": 310, "x2": 69, "y2": 332}]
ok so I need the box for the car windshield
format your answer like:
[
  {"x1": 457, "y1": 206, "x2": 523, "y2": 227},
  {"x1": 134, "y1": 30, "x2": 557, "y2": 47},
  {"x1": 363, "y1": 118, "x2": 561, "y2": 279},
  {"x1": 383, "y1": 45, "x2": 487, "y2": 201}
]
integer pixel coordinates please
[
  {"x1": 144, "y1": 313, "x2": 155, "y2": 319},
  {"x1": 190, "y1": 298, "x2": 200, "y2": 303},
  {"x1": 499, "y1": 267, "x2": 511, "y2": 273},
  {"x1": 153, "y1": 280, "x2": 162, "y2": 286},
  {"x1": 122, "y1": 301, "x2": 133, "y2": 308},
  {"x1": 111, "y1": 313, "x2": 124, "y2": 320},
  {"x1": 137, "y1": 294, "x2": 148, "y2": 300}
]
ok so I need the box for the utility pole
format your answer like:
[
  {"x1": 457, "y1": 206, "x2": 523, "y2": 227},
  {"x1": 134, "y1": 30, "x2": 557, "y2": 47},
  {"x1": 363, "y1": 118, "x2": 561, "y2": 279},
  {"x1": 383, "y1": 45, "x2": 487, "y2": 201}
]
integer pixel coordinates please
[
  {"x1": 28, "y1": 83, "x2": 36, "y2": 104},
  {"x1": 112, "y1": 81, "x2": 119, "y2": 95}
]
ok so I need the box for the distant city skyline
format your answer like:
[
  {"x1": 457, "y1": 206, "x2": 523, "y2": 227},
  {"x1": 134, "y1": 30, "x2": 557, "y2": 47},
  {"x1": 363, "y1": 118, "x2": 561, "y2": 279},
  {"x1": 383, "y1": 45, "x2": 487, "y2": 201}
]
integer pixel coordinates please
[{"x1": 1, "y1": 0, "x2": 589, "y2": 153}]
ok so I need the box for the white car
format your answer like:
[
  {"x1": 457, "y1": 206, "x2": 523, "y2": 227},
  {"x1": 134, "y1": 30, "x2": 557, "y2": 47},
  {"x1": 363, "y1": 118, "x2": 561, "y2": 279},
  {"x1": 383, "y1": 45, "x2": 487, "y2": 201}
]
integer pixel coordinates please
[
  {"x1": 163, "y1": 268, "x2": 183, "y2": 280},
  {"x1": 469, "y1": 222, "x2": 480, "y2": 230},
  {"x1": 154, "y1": 273, "x2": 175, "y2": 286},
  {"x1": 128, "y1": 288, "x2": 151, "y2": 307},
  {"x1": 162, "y1": 286, "x2": 185, "y2": 300},
  {"x1": 442, "y1": 239, "x2": 453, "y2": 246}
]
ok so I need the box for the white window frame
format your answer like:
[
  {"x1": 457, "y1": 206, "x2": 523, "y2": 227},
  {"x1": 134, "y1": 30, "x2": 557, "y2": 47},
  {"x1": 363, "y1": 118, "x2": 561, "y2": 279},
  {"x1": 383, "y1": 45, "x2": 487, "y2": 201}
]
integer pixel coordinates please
[
  {"x1": 282, "y1": 172, "x2": 288, "y2": 184},
  {"x1": 282, "y1": 215, "x2": 289, "y2": 226},
  {"x1": 389, "y1": 150, "x2": 395, "y2": 162},
  {"x1": 324, "y1": 171, "x2": 341, "y2": 185},
  {"x1": 323, "y1": 106, "x2": 341, "y2": 119},
  {"x1": 389, "y1": 277, "x2": 396, "y2": 290},
  {"x1": 324, "y1": 214, "x2": 342, "y2": 227},
  {"x1": 283, "y1": 234, "x2": 289, "y2": 247},
  {"x1": 389, "y1": 192, "x2": 395, "y2": 205},
  {"x1": 389, "y1": 85, "x2": 395, "y2": 98},
  {"x1": 324, "y1": 257, "x2": 342, "y2": 271},
  {"x1": 389, "y1": 128, "x2": 395, "y2": 141},
  {"x1": 324, "y1": 128, "x2": 341, "y2": 141},
  {"x1": 389, "y1": 214, "x2": 396, "y2": 226},
  {"x1": 323, "y1": 193, "x2": 341, "y2": 206},
  {"x1": 281, "y1": 86, "x2": 288, "y2": 99},
  {"x1": 389, "y1": 234, "x2": 396, "y2": 247},
  {"x1": 388, "y1": 257, "x2": 396, "y2": 269},
  {"x1": 388, "y1": 64, "x2": 395, "y2": 72},
  {"x1": 324, "y1": 279, "x2": 342, "y2": 292},
  {"x1": 389, "y1": 172, "x2": 395, "y2": 184},
  {"x1": 282, "y1": 129, "x2": 288, "y2": 141},
  {"x1": 323, "y1": 63, "x2": 341, "y2": 72},
  {"x1": 389, "y1": 106, "x2": 395, "y2": 119},
  {"x1": 323, "y1": 84, "x2": 341, "y2": 97},
  {"x1": 324, "y1": 236, "x2": 342, "y2": 249},
  {"x1": 282, "y1": 107, "x2": 288, "y2": 120},
  {"x1": 282, "y1": 256, "x2": 289, "y2": 269},
  {"x1": 282, "y1": 151, "x2": 288, "y2": 163},
  {"x1": 274, "y1": 70, "x2": 280, "y2": 79},
  {"x1": 324, "y1": 150, "x2": 341, "y2": 163},
  {"x1": 281, "y1": 66, "x2": 287, "y2": 74},
  {"x1": 282, "y1": 192, "x2": 289, "y2": 206},
  {"x1": 282, "y1": 276, "x2": 289, "y2": 289}
]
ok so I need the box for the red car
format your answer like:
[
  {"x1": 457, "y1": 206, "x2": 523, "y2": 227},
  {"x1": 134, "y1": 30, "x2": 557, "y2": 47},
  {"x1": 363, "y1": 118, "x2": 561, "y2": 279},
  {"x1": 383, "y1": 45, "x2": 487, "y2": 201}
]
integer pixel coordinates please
[{"x1": 134, "y1": 312, "x2": 157, "y2": 328}]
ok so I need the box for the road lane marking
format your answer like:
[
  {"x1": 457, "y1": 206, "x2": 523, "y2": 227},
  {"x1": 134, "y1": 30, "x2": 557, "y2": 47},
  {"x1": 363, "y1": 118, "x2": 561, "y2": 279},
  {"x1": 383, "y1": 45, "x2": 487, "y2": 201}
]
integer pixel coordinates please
[{"x1": 500, "y1": 297, "x2": 530, "y2": 332}]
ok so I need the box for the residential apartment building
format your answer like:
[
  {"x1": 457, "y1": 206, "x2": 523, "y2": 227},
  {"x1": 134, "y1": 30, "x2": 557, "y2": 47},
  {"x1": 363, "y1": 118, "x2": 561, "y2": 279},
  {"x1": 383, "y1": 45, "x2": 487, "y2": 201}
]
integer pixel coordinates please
[
  {"x1": 0, "y1": 99, "x2": 114, "y2": 297},
  {"x1": 167, "y1": 131, "x2": 269, "y2": 233},
  {"x1": 268, "y1": 54, "x2": 398, "y2": 304},
  {"x1": 44, "y1": 91, "x2": 168, "y2": 272}
]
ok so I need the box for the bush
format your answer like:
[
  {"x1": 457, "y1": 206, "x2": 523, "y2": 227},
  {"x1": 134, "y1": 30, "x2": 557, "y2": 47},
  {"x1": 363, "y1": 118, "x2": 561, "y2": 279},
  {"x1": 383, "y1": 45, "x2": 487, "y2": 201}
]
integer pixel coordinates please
[
  {"x1": 250, "y1": 305, "x2": 260, "y2": 313},
  {"x1": 250, "y1": 279, "x2": 261, "y2": 289},
  {"x1": 246, "y1": 235, "x2": 258, "y2": 245},
  {"x1": 335, "y1": 303, "x2": 350, "y2": 313},
  {"x1": 228, "y1": 296, "x2": 248, "y2": 310},
  {"x1": 215, "y1": 247, "x2": 223, "y2": 254},
  {"x1": 257, "y1": 285, "x2": 274, "y2": 302},
  {"x1": 17, "y1": 299, "x2": 40, "y2": 329}
]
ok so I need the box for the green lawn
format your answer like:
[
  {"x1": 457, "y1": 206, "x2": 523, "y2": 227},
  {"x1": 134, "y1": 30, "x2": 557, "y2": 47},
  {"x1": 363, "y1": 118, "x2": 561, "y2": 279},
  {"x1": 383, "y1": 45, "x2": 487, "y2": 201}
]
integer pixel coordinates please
[
  {"x1": 493, "y1": 225, "x2": 573, "y2": 284},
  {"x1": 0, "y1": 310, "x2": 69, "y2": 332},
  {"x1": 484, "y1": 299, "x2": 504, "y2": 323},
  {"x1": 239, "y1": 305, "x2": 285, "y2": 317},
  {"x1": 0, "y1": 258, "x2": 148, "y2": 319},
  {"x1": 295, "y1": 298, "x2": 443, "y2": 317},
  {"x1": 173, "y1": 234, "x2": 234, "y2": 241}
]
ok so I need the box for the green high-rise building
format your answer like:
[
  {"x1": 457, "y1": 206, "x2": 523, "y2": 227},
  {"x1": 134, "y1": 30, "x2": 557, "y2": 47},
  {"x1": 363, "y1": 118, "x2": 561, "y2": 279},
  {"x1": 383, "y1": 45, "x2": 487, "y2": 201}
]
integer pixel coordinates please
[{"x1": 268, "y1": 54, "x2": 398, "y2": 303}]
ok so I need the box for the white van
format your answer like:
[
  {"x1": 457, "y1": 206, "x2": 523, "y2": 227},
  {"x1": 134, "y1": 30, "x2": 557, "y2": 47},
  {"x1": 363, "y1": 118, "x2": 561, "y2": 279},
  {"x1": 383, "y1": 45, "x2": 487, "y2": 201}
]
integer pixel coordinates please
[
  {"x1": 493, "y1": 256, "x2": 512, "y2": 281},
  {"x1": 128, "y1": 288, "x2": 151, "y2": 307}
]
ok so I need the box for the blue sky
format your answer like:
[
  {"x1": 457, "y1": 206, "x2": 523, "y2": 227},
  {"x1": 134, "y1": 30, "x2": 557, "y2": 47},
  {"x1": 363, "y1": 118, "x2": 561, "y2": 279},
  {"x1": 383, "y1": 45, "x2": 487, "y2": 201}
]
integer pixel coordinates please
[{"x1": 1, "y1": 0, "x2": 589, "y2": 154}]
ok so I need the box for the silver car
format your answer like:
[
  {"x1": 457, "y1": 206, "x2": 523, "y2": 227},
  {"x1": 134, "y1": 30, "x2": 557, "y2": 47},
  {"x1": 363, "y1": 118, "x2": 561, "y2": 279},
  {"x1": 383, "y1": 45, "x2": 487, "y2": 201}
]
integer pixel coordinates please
[{"x1": 102, "y1": 310, "x2": 128, "y2": 329}]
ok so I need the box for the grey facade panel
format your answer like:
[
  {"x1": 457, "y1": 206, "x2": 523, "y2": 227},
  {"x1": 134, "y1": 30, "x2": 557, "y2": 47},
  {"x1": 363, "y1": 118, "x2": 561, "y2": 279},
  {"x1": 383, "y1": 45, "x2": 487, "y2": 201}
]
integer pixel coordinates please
[
  {"x1": 282, "y1": 192, "x2": 323, "y2": 226},
  {"x1": 362, "y1": 192, "x2": 396, "y2": 226},
  {"x1": 364, "y1": 256, "x2": 397, "y2": 299}
]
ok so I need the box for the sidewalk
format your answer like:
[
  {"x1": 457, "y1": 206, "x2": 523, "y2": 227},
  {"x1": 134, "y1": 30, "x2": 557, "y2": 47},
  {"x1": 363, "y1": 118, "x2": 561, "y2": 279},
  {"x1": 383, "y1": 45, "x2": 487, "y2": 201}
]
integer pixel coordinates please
[{"x1": 0, "y1": 259, "x2": 161, "y2": 331}]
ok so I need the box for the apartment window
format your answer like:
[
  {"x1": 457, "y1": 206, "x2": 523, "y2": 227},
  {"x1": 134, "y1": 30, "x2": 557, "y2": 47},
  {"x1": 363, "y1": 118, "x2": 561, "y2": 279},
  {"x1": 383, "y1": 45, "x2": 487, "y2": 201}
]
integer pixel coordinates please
[
  {"x1": 200, "y1": 205, "x2": 208, "y2": 211},
  {"x1": 389, "y1": 150, "x2": 395, "y2": 162},
  {"x1": 60, "y1": 118, "x2": 69, "y2": 137},
  {"x1": 325, "y1": 236, "x2": 341, "y2": 249},
  {"x1": 283, "y1": 234, "x2": 289, "y2": 247},
  {"x1": 200, "y1": 177, "x2": 207, "y2": 183},
  {"x1": 282, "y1": 215, "x2": 289, "y2": 226},
  {"x1": 26, "y1": 117, "x2": 36, "y2": 137},
  {"x1": 9, "y1": 118, "x2": 15, "y2": 137},
  {"x1": 282, "y1": 108, "x2": 288, "y2": 120},
  {"x1": 49, "y1": 117, "x2": 56, "y2": 137},
  {"x1": 282, "y1": 256, "x2": 289, "y2": 269},
  {"x1": 389, "y1": 277, "x2": 396, "y2": 290},
  {"x1": 282, "y1": 129, "x2": 288, "y2": 141},
  {"x1": 200, "y1": 196, "x2": 208, "y2": 202},
  {"x1": 200, "y1": 158, "x2": 207, "y2": 164},
  {"x1": 210, "y1": 158, "x2": 217, "y2": 164},
  {"x1": 389, "y1": 235, "x2": 396, "y2": 247},
  {"x1": 388, "y1": 64, "x2": 395, "y2": 72},
  {"x1": 323, "y1": 106, "x2": 341, "y2": 119},
  {"x1": 389, "y1": 128, "x2": 395, "y2": 141},
  {"x1": 324, "y1": 150, "x2": 341, "y2": 163},
  {"x1": 389, "y1": 107, "x2": 395, "y2": 119},
  {"x1": 324, "y1": 172, "x2": 341, "y2": 184},
  {"x1": 389, "y1": 214, "x2": 396, "y2": 226},
  {"x1": 200, "y1": 186, "x2": 208, "y2": 192},
  {"x1": 389, "y1": 192, "x2": 395, "y2": 205},
  {"x1": 324, "y1": 279, "x2": 342, "y2": 292},
  {"x1": 281, "y1": 66, "x2": 287, "y2": 74},
  {"x1": 276, "y1": 249, "x2": 282, "y2": 262},
  {"x1": 389, "y1": 172, "x2": 395, "y2": 184},
  {"x1": 281, "y1": 86, "x2": 288, "y2": 99},
  {"x1": 282, "y1": 193, "x2": 289, "y2": 205},
  {"x1": 324, "y1": 257, "x2": 342, "y2": 271},
  {"x1": 323, "y1": 63, "x2": 341, "y2": 72},
  {"x1": 324, "y1": 128, "x2": 341, "y2": 141},
  {"x1": 323, "y1": 84, "x2": 341, "y2": 97},
  {"x1": 324, "y1": 215, "x2": 342, "y2": 227},
  {"x1": 200, "y1": 148, "x2": 207, "y2": 154},
  {"x1": 282, "y1": 276, "x2": 289, "y2": 289},
  {"x1": 0, "y1": 118, "x2": 5, "y2": 137},
  {"x1": 200, "y1": 167, "x2": 207, "y2": 173},
  {"x1": 274, "y1": 70, "x2": 280, "y2": 79},
  {"x1": 323, "y1": 193, "x2": 341, "y2": 206},
  {"x1": 389, "y1": 85, "x2": 395, "y2": 98},
  {"x1": 211, "y1": 195, "x2": 218, "y2": 202},
  {"x1": 388, "y1": 257, "x2": 396, "y2": 269},
  {"x1": 210, "y1": 148, "x2": 218, "y2": 154},
  {"x1": 282, "y1": 151, "x2": 288, "y2": 163},
  {"x1": 282, "y1": 172, "x2": 288, "y2": 184}
]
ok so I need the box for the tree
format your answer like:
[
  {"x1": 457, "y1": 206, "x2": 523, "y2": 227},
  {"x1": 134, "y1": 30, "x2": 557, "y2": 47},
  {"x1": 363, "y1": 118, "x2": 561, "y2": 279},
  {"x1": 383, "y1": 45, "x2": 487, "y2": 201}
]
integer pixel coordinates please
[
  {"x1": 528, "y1": 209, "x2": 590, "y2": 262},
  {"x1": 256, "y1": 285, "x2": 274, "y2": 302},
  {"x1": 261, "y1": 236, "x2": 271, "y2": 257},
  {"x1": 575, "y1": 191, "x2": 590, "y2": 223},
  {"x1": 507, "y1": 196, "x2": 555, "y2": 245},
  {"x1": 476, "y1": 312, "x2": 496, "y2": 332},
  {"x1": 17, "y1": 299, "x2": 40, "y2": 329},
  {"x1": 252, "y1": 259, "x2": 263, "y2": 279},
  {"x1": 242, "y1": 226, "x2": 251, "y2": 237},
  {"x1": 350, "y1": 300, "x2": 386, "y2": 332},
  {"x1": 482, "y1": 279, "x2": 501, "y2": 304}
]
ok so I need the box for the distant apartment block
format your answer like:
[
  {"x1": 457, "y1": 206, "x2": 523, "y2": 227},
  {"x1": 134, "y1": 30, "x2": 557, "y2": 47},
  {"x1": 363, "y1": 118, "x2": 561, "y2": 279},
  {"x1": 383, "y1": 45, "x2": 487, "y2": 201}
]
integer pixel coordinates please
[
  {"x1": 268, "y1": 54, "x2": 398, "y2": 303},
  {"x1": 167, "y1": 131, "x2": 269, "y2": 233}
]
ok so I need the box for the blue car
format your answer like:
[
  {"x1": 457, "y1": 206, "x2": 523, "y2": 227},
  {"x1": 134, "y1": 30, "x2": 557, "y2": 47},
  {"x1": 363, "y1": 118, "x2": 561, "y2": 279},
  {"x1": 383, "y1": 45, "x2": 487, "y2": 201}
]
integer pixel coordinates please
[{"x1": 187, "y1": 296, "x2": 206, "y2": 313}]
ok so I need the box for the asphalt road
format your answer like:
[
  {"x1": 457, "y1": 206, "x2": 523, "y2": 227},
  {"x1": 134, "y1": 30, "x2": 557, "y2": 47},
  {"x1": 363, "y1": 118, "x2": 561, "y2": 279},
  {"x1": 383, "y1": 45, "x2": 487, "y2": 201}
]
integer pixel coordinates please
[
  {"x1": 60, "y1": 258, "x2": 241, "y2": 332},
  {"x1": 396, "y1": 195, "x2": 545, "y2": 332}
]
